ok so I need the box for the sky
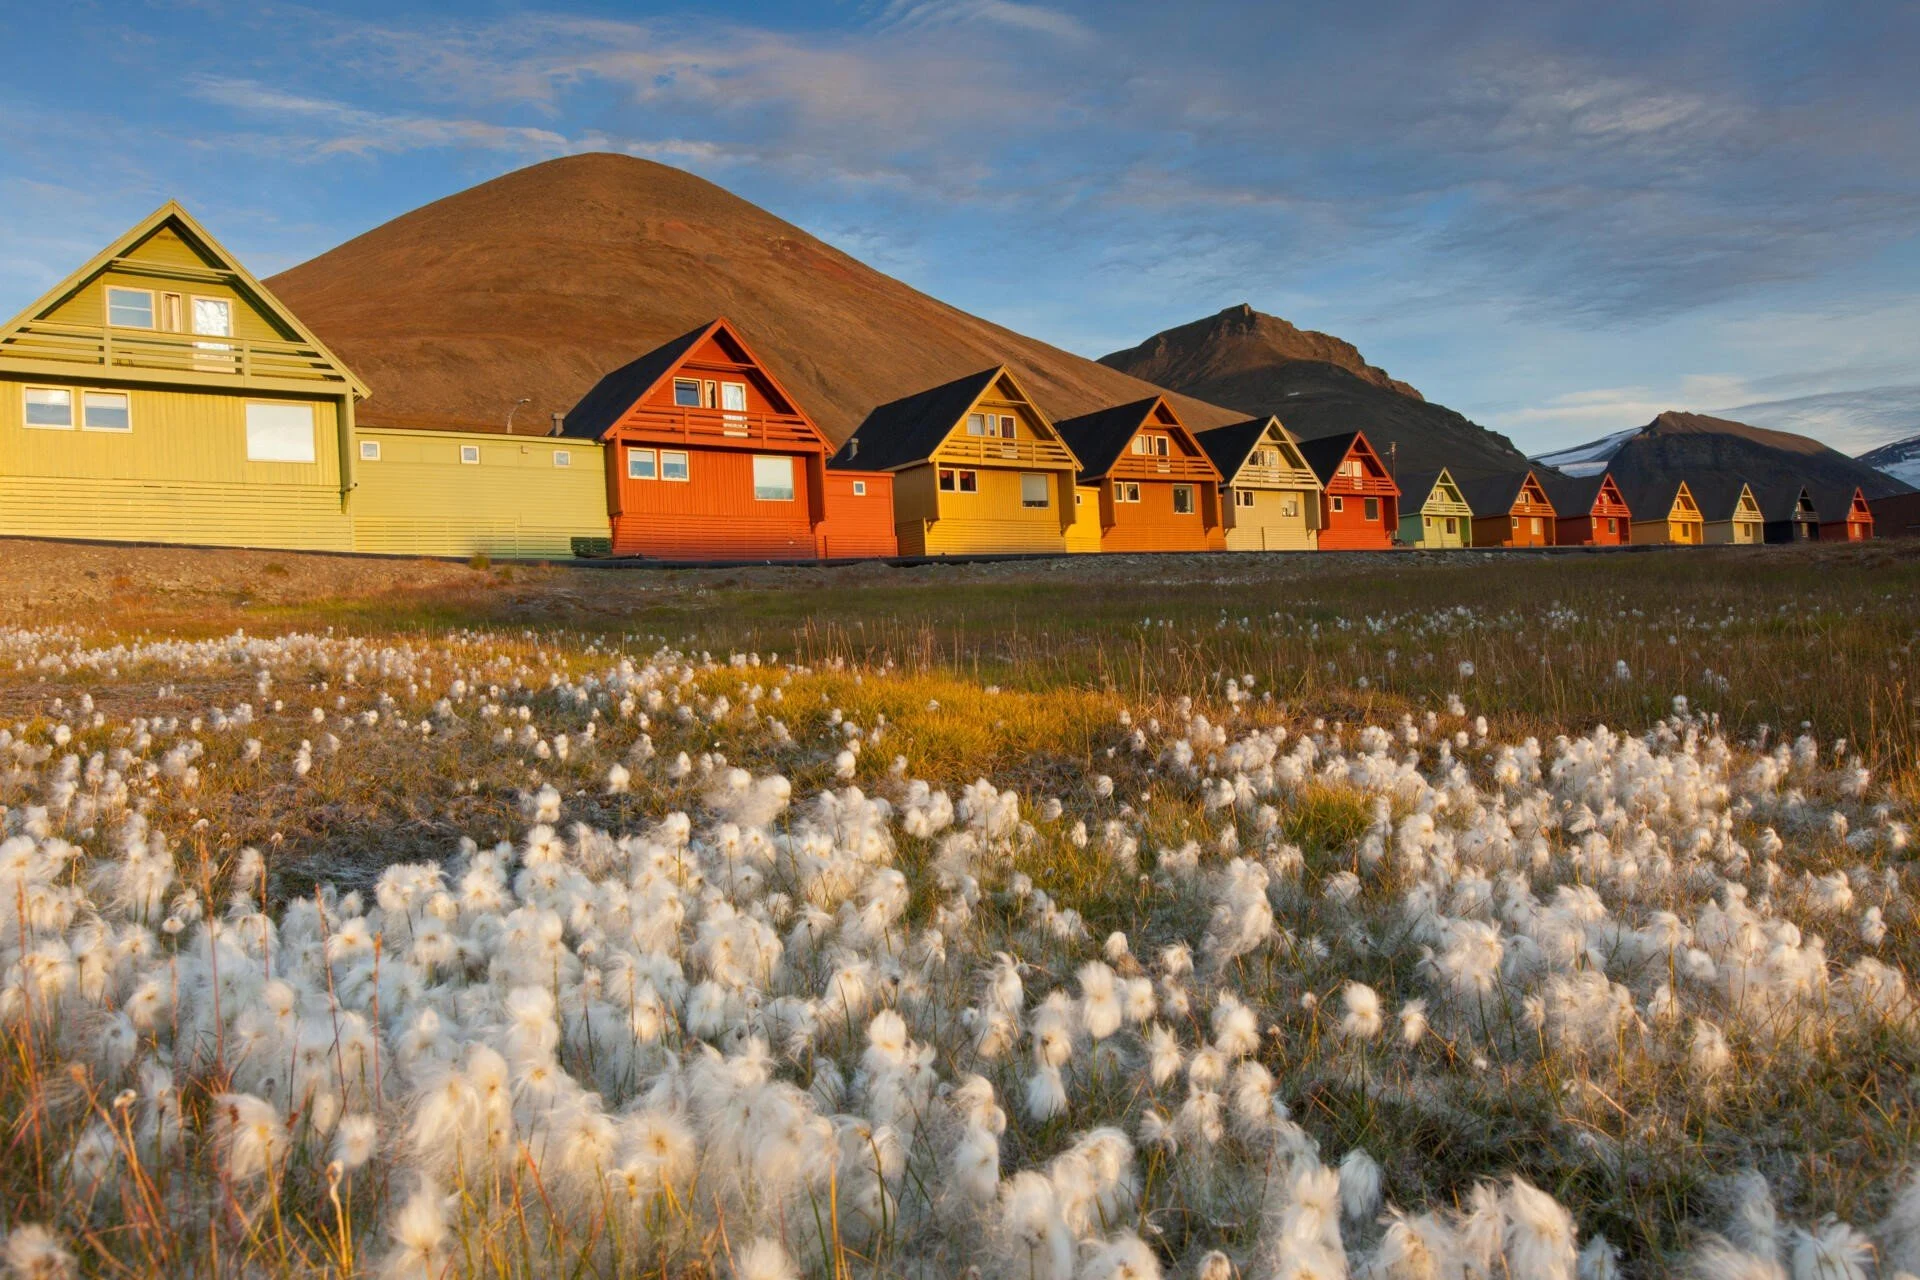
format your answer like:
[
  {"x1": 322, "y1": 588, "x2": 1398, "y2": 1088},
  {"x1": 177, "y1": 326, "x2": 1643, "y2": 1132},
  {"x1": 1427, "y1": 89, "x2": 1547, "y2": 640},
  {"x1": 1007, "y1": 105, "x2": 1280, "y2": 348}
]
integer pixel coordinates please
[{"x1": 2, "y1": 0, "x2": 1917, "y2": 457}]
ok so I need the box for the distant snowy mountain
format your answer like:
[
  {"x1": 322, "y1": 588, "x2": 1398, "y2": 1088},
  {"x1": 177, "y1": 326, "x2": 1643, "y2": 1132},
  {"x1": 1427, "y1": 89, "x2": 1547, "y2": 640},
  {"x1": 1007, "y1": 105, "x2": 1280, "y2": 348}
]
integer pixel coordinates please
[
  {"x1": 1533, "y1": 427, "x2": 1641, "y2": 477},
  {"x1": 1859, "y1": 433, "x2": 1920, "y2": 488}
]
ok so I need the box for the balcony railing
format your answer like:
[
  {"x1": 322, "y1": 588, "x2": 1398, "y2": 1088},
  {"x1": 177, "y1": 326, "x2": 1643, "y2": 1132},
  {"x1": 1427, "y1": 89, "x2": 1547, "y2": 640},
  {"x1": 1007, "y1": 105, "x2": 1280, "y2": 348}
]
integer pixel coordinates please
[
  {"x1": 0, "y1": 321, "x2": 352, "y2": 386},
  {"x1": 1112, "y1": 454, "x2": 1219, "y2": 482},
  {"x1": 938, "y1": 436, "x2": 1077, "y2": 468},
  {"x1": 614, "y1": 406, "x2": 825, "y2": 451}
]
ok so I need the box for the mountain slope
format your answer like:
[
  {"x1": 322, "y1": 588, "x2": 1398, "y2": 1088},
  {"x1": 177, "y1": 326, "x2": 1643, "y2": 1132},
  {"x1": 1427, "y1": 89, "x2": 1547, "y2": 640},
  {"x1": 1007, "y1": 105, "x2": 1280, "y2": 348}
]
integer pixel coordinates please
[
  {"x1": 265, "y1": 153, "x2": 1239, "y2": 440},
  {"x1": 1534, "y1": 411, "x2": 1914, "y2": 500},
  {"x1": 1859, "y1": 432, "x2": 1920, "y2": 489},
  {"x1": 1098, "y1": 305, "x2": 1532, "y2": 479}
]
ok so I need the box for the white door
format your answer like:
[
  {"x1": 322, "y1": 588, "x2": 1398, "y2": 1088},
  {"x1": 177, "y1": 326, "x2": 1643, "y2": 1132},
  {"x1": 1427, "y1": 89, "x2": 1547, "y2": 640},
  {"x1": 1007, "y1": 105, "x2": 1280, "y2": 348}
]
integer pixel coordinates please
[{"x1": 193, "y1": 297, "x2": 234, "y2": 372}]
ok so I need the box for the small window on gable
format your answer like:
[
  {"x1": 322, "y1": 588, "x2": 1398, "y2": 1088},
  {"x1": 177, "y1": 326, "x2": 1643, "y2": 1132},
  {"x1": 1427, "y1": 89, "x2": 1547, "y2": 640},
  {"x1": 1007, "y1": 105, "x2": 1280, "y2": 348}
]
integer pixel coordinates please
[
  {"x1": 1131, "y1": 437, "x2": 1149, "y2": 455},
  {"x1": 999, "y1": 415, "x2": 1016, "y2": 439},
  {"x1": 1155, "y1": 436, "x2": 1170, "y2": 457},
  {"x1": 852, "y1": 480, "x2": 867, "y2": 497},
  {"x1": 23, "y1": 387, "x2": 73, "y2": 429},
  {"x1": 673, "y1": 379, "x2": 702, "y2": 408},
  {"x1": 966, "y1": 413, "x2": 988, "y2": 437},
  {"x1": 83, "y1": 391, "x2": 132, "y2": 432},
  {"x1": 460, "y1": 444, "x2": 481, "y2": 465},
  {"x1": 360, "y1": 440, "x2": 382, "y2": 461},
  {"x1": 1347, "y1": 459, "x2": 1364, "y2": 477},
  {"x1": 106, "y1": 286, "x2": 154, "y2": 328},
  {"x1": 1020, "y1": 473, "x2": 1048, "y2": 508},
  {"x1": 553, "y1": 450, "x2": 571, "y2": 468}
]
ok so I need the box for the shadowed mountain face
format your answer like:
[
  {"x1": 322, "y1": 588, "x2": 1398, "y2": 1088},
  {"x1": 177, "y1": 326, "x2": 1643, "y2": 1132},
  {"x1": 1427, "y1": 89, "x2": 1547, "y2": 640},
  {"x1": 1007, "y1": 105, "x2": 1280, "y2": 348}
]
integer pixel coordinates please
[
  {"x1": 1098, "y1": 305, "x2": 1532, "y2": 479},
  {"x1": 265, "y1": 153, "x2": 1239, "y2": 440},
  {"x1": 1859, "y1": 432, "x2": 1920, "y2": 489},
  {"x1": 1536, "y1": 411, "x2": 1915, "y2": 499}
]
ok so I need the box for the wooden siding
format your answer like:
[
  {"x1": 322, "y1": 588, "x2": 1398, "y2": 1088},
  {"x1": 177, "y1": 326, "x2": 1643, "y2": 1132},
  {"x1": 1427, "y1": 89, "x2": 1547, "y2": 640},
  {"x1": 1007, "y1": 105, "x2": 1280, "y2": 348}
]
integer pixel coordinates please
[
  {"x1": 1223, "y1": 485, "x2": 1318, "y2": 550},
  {"x1": 0, "y1": 376, "x2": 351, "y2": 549},
  {"x1": 350, "y1": 428, "x2": 608, "y2": 558},
  {"x1": 1315, "y1": 438, "x2": 1399, "y2": 550},
  {"x1": 895, "y1": 462, "x2": 1073, "y2": 556},
  {"x1": 1066, "y1": 485, "x2": 1102, "y2": 553},
  {"x1": 1400, "y1": 475, "x2": 1472, "y2": 548},
  {"x1": 1097, "y1": 477, "x2": 1218, "y2": 553},
  {"x1": 1705, "y1": 488, "x2": 1764, "y2": 545},
  {"x1": 1473, "y1": 474, "x2": 1556, "y2": 548},
  {"x1": 611, "y1": 443, "x2": 819, "y2": 559},
  {"x1": 817, "y1": 471, "x2": 898, "y2": 558}
]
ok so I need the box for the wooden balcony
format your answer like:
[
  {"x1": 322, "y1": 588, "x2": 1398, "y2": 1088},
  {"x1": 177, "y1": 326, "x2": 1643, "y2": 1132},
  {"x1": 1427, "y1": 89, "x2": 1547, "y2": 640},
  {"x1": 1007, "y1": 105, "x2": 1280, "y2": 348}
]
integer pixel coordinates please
[
  {"x1": 1112, "y1": 454, "x2": 1219, "y2": 482},
  {"x1": 0, "y1": 320, "x2": 352, "y2": 387},
  {"x1": 1234, "y1": 463, "x2": 1321, "y2": 489},
  {"x1": 613, "y1": 406, "x2": 825, "y2": 452},
  {"x1": 936, "y1": 435, "x2": 1077, "y2": 468}
]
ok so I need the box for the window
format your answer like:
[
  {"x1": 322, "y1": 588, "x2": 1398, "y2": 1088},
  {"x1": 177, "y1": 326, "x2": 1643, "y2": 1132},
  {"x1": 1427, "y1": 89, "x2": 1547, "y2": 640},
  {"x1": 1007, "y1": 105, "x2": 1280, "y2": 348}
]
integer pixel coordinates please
[
  {"x1": 160, "y1": 293, "x2": 183, "y2": 331},
  {"x1": 460, "y1": 444, "x2": 481, "y2": 465},
  {"x1": 1331, "y1": 496, "x2": 1344, "y2": 513},
  {"x1": 1131, "y1": 436, "x2": 1148, "y2": 455},
  {"x1": 1020, "y1": 473, "x2": 1049, "y2": 508},
  {"x1": 1512, "y1": 515, "x2": 1521, "y2": 531},
  {"x1": 106, "y1": 287, "x2": 154, "y2": 328},
  {"x1": 23, "y1": 387, "x2": 73, "y2": 429},
  {"x1": 999, "y1": 415, "x2": 1016, "y2": 440},
  {"x1": 1424, "y1": 516, "x2": 1433, "y2": 529},
  {"x1": 1114, "y1": 481, "x2": 1141, "y2": 504},
  {"x1": 939, "y1": 468, "x2": 956, "y2": 491},
  {"x1": 1282, "y1": 497, "x2": 1299, "y2": 518},
  {"x1": 939, "y1": 468, "x2": 979, "y2": 493},
  {"x1": 1364, "y1": 498, "x2": 1379, "y2": 522},
  {"x1": 957, "y1": 469, "x2": 977, "y2": 493},
  {"x1": 1531, "y1": 517, "x2": 1543, "y2": 536},
  {"x1": 1156, "y1": 436, "x2": 1170, "y2": 457},
  {"x1": 1346, "y1": 459, "x2": 1364, "y2": 477},
  {"x1": 673, "y1": 379, "x2": 702, "y2": 408},
  {"x1": 661, "y1": 450, "x2": 690, "y2": 482},
  {"x1": 1235, "y1": 489, "x2": 1255, "y2": 508},
  {"x1": 1172, "y1": 485, "x2": 1195, "y2": 515},
  {"x1": 1075, "y1": 491, "x2": 1083, "y2": 506},
  {"x1": 966, "y1": 413, "x2": 988, "y2": 436},
  {"x1": 553, "y1": 450, "x2": 571, "y2": 468},
  {"x1": 244, "y1": 402, "x2": 314, "y2": 461},
  {"x1": 360, "y1": 440, "x2": 382, "y2": 461},
  {"x1": 628, "y1": 449, "x2": 657, "y2": 480},
  {"x1": 721, "y1": 382, "x2": 748, "y2": 434},
  {"x1": 1445, "y1": 517, "x2": 1457, "y2": 535},
  {"x1": 1607, "y1": 518, "x2": 1617, "y2": 534},
  {"x1": 82, "y1": 391, "x2": 131, "y2": 432},
  {"x1": 753, "y1": 455, "x2": 795, "y2": 501},
  {"x1": 852, "y1": 480, "x2": 867, "y2": 497},
  {"x1": 192, "y1": 297, "x2": 232, "y2": 338}
]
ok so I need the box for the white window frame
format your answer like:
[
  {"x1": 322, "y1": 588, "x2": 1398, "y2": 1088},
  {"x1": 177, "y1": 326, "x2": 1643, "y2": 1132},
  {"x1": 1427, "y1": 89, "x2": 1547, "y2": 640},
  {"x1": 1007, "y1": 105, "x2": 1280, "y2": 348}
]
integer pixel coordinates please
[
  {"x1": 1020, "y1": 472, "x2": 1049, "y2": 509},
  {"x1": 1155, "y1": 435, "x2": 1170, "y2": 457},
  {"x1": 955, "y1": 468, "x2": 978, "y2": 493},
  {"x1": 460, "y1": 444, "x2": 481, "y2": 465},
  {"x1": 105, "y1": 286, "x2": 155, "y2": 329},
  {"x1": 553, "y1": 450, "x2": 571, "y2": 468},
  {"x1": 966, "y1": 413, "x2": 988, "y2": 437},
  {"x1": 82, "y1": 390, "x2": 132, "y2": 433},
  {"x1": 360, "y1": 440, "x2": 382, "y2": 461},
  {"x1": 1330, "y1": 495, "x2": 1344, "y2": 513},
  {"x1": 1235, "y1": 488, "x2": 1255, "y2": 509},
  {"x1": 1172, "y1": 484, "x2": 1195, "y2": 515},
  {"x1": 1131, "y1": 436, "x2": 1149, "y2": 455},
  {"x1": 1115, "y1": 481, "x2": 1141, "y2": 504},
  {"x1": 661, "y1": 450, "x2": 690, "y2": 482},
  {"x1": 752, "y1": 454, "x2": 795, "y2": 502},
  {"x1": 852, "y1": 480, "x2": 867, "y2": 497},
  {"x1": 999, "y1": 414, "x2": 1016, "y2": 439},
  {"x1": 22, "y1": 386, "x2": 74, "y2": 430},
  {"x1": 244, "y1": 401, "x2": 316, "y2": 462},
  {"x1": 672, "y1": 379, "x2": 702, "y2": 408},
  {"x1": 628, "y1": 448, "x2": 658, "y2": 480},
  {"x1": 1282, "y1": 497, "x2": 1299, "y2": 518}
]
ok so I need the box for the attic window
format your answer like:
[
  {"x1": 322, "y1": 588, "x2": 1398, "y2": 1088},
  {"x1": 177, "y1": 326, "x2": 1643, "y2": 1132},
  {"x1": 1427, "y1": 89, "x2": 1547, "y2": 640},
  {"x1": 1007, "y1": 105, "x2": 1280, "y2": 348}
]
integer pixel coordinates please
[
  {"x1": 1346, "y1": 459, "x2": 1364, "y2": 478},
  {"x1": 106, "y1": 287, "x2": 154, "y2": 329},
  {"x1": 966, "y1": 413, "x2": 988, "y2": 436},
  {"x1": 673, "y1": 379, "x2": 702, "y2": 408},
  {"x1": 999, "y1": 415, "x2": 1016, "y2": 439},
  {"x1": 1154, "y1": 436, "x2": 1169, "y2": 457}
]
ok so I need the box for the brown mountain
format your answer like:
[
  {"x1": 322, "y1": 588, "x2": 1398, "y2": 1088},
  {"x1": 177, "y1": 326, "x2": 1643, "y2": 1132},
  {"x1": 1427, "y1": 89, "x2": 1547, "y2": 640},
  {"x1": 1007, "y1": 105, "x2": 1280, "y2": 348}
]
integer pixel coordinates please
[
  {"x1": 1099, "y1": 305, "x2": 1533, "y2": 479},
  {"x1": 1101, "y1": 303, "x2": 1423, "y2": 401},
  {"x1": 1535, "y1": 410, "x2": 1914, "y2": 502},
  {"x1": 265, "y1": 153, "x2": 1238, "y2": 440}
]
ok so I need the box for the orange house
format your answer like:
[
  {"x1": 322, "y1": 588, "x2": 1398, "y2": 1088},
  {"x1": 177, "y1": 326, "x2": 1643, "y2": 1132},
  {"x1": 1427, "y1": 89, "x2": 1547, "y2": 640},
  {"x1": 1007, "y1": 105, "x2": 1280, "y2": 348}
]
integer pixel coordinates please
[
  {"x1": 1540, "y1": 471, "x2": 1631, "y2": 545},
  {"x1": 815, "y1": 469, "x2": 898, "y2": 559},
  {"x1": 563, "y1": 318, "x2": 831, "y2": 560},
  {"x1": 1462, "y1": 469, "x2": 1558, "y2": 547},
  {"x1": 1053, "y1": 397, "x2": 1223, "y2": 552},
  {"x1": 1298, "y1": 432, "x2": 1400, "y2": 550},
  {"x1": 1816, "y1": 485, "x2": 1874, "y2": 541}
]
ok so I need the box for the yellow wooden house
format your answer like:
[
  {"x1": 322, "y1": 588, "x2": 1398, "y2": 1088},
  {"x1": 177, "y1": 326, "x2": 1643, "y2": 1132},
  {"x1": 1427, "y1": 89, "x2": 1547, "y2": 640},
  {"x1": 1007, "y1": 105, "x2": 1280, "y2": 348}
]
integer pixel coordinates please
[
  {"x1": 1395, "y1": 469, "x2": 1473, "y2": 548},
  {"x1": 1621, "y1": 477, "x2": 1705, "y2": 545},
  {"x1": 833, "y1": 367, "x2": 1082, "y2": 555},
  {"x1": 0, "y1": 203, "x2": 366, "y2": 551},
  {"x1": 1197, "y1": 416, "x2": 1322, "y2": 550}
]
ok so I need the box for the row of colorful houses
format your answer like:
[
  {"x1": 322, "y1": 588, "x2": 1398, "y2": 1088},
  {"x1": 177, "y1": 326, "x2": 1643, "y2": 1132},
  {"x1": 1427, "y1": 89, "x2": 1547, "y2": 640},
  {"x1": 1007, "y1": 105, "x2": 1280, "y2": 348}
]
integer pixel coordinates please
[{"x1": 0, "y1": 204, "x2": 1881, "y2": 562}]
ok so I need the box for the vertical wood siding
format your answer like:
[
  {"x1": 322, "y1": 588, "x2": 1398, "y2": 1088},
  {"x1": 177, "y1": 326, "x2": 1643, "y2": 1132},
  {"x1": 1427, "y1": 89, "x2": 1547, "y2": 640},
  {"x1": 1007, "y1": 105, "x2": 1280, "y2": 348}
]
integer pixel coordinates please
[
  {"x1": 611, "y1": 444, "x2": 818, "y2": 559},
  {"x1": 817, "y1": 472, "x2": 898, "y2": 558},
  {"x1": 1222, "y1": 486, "x2": 1318, "y2": 550},
  {"x1": 350, "y1": 429, "x2": 608, "y2": 558}
]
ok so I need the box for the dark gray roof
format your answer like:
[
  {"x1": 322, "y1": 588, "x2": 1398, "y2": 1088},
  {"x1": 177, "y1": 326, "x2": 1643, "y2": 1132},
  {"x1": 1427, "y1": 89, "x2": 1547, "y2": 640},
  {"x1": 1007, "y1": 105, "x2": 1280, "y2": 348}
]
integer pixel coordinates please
[
  {"x1": 1396, "y1": 469, "x2": 1449, "y2": 509},
  {"x1": 1457, "y1": 471, "x2": 1542, "y2": 517},
  {"x1": 1295, "y1": 431, "x2": 1362, "y2": 485},
  {"x1": 1614, "y1": 475, "x2": 1690, "y2": 519},
  {"x1": 560, "y1": 322, "x2": 711, "y2": 441},
  {"x1": 1688, "y1": 474, "x2": 1756, "y2": 523},
  {"x1": 1537, "y1": 470, "x2": 1606, "y2": 515},
  {"x1": 1810, "y1": 482, "x2": 1867, "y2": 520},
  {"x1": 1196, "y1": 417, "x2": 1273, "y2": 480},
  {"x1": 1755, "y1": 482, "x2": 1816, "y2": 522},
  {"x1": 1054, "y1": 399, "x2": 1163, "y2": 482},
  {"x1": 829, "y1": 368, "x2": 1002, "y2": 471}
]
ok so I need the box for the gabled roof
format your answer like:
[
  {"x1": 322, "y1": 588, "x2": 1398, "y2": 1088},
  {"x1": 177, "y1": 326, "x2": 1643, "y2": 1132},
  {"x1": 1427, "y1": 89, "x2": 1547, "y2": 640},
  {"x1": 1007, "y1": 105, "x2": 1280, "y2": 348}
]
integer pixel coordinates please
[
  {"x1": 1538, "y1": 471, "x2": 1606, "y2": 515},
  {"x1": 1811, "y1": 483, "x2": 1870, "y2": 518},
  {"x1": 1396, "y1": 468, "x2": 1463, "y2": 510},
  {"x1": 561, "y1": 317, "x2": 825, "y2": 446},
  {"x1": 1755, "y1": 482, "x2": 1817, "y2": 522},
  {"x1": 1197, "y1": 416, "x2": 1302, "y2": 481},
  {"x1": 829, "y1": 367, "x2": 1007, "y2": 472},
  {"x1": 1054, "y1": 396, "x2": 1198, "y2": 482},
  {"x1": 1457, "y1": 471, "x2": 1549, "y2": 518},
  {"x1": 1616, "y1": 475, "x2": 1697, "y2": 519},
  {"x1": 1296, "y1": 432, "x2": 1363, "y2": 486},
  {"x1": 0, "y1": 200, "x2": 369, "y2": 399},
  {"x1": 1689, "y1": 475, "x2": 1759, "y2": 523}
]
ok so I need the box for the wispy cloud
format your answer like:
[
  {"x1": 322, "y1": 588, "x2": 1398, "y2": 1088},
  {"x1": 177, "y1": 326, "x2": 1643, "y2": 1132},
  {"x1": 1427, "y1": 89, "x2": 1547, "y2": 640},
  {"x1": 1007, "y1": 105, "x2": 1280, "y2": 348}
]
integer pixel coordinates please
[{"x1": 187, "y1": 75, "x2": 572, "y2": 157}]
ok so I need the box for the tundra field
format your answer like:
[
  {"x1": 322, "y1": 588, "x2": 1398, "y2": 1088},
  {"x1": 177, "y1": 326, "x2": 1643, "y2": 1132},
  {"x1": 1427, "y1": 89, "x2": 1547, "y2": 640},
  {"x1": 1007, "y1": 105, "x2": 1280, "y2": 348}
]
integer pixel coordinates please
[{"x1": 1, "y1": 538, "x2": 1918, "y2": 1280}]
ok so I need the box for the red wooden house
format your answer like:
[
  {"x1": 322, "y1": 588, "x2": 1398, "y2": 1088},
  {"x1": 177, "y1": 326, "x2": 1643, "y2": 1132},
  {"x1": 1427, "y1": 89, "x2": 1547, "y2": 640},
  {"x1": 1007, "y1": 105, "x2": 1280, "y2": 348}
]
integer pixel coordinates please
[
  {"x1": 815, "y1": 467, "x2": 898, "y2": 559},
  {"x1": 1815, "y1": 485, "x2": 1874, "y2": 541},
  {"x1": 1052, "y1": 397, "x2": 1224, "y2": 552},
  {"x1": 563, "y1": 318, "x2": 838, "y2": 560},
  {"x1": 1539, "y1": 471, "x2": 1631, "y2": 546},
  {"x1": 1461, "y1": 469, "x2": 1558, "y2": 548},
  {"x1": 1297, "y1": 432, "x2": 1400, "y2": 550}
]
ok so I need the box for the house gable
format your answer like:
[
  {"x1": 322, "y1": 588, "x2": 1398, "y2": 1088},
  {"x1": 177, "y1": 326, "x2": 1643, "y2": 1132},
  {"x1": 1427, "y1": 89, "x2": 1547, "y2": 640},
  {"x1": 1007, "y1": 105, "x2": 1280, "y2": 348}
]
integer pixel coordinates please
[
  {"x1": 0, "y1": 202, "x2": 366, "y2": 399},
  {"x1": 927, "y1": 368, "x2": 1079, "y2": 472}
]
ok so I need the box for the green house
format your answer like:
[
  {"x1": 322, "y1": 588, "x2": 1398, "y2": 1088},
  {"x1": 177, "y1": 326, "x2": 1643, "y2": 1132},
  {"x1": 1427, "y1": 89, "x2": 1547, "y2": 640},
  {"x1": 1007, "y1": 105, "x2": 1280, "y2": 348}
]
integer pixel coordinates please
[{"x1": 1396, "y1": 468, "x2": 1472, "y2": 547}]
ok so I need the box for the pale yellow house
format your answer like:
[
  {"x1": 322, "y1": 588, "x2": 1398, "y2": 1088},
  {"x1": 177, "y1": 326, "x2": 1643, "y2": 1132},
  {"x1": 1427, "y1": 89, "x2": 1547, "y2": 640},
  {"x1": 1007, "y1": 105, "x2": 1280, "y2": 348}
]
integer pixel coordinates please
[
  {"x1": 1697, "y1": 477, "x2": 1765, "y2": 545},
  {"x1": 833, "y1": 366, "x2": 1081, "y2": 556},
  {"x1": 0, "y1": 202, "x2": 364, "y2": 550},
  {"x1": 1197, "y1": 416, "x2": 1322, "y2": 550}
]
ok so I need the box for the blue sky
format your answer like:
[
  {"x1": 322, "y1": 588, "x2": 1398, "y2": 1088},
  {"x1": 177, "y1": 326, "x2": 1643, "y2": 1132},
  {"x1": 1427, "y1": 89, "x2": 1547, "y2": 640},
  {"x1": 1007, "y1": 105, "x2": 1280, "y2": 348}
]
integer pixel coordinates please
[{"x1": 3, "y1": 0, "x2": 1917, "y2": 455}]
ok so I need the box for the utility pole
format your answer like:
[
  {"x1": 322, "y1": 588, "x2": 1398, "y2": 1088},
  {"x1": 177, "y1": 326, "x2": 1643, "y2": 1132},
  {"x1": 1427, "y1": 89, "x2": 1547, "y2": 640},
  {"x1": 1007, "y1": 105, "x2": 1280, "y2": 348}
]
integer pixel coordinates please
[{"x1": 506, "y1": 397, "x2": 531, "y2": 433}]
